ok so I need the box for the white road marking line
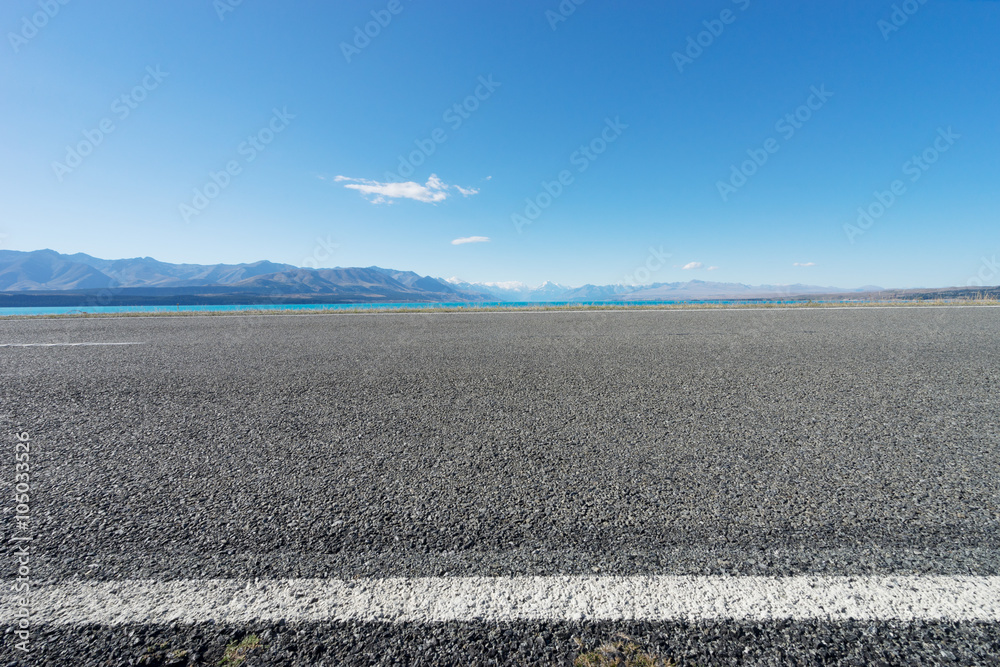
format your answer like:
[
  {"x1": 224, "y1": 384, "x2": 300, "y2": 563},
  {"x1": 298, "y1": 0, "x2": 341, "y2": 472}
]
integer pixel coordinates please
[
  {"x1": 6, "y1": 576, "x2": 999, "y2": 625},
  {"x1": 0, "y1": 342, "x2": 145, "y2": 347}
]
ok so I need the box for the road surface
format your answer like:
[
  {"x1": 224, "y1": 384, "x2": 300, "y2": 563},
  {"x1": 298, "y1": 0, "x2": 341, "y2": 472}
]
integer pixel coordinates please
[{"x1": 2, "y1": 307, "x2": 999, "y2": 664}]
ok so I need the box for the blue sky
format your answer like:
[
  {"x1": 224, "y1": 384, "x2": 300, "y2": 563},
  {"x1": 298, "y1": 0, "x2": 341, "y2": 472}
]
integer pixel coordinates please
[{"x1": 1, "y1": 0, "x2": 998, "y2": 289}]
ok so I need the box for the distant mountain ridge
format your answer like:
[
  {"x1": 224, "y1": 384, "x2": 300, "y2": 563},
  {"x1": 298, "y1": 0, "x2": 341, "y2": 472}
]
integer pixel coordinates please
[
  {"x1": 0, "y1": 249, "x2": 301, "y2": 291},
  {"x1": 0, "y1": 248, "x2": 889, "y2": 305},
  {"x1": 443, "y1": 276, "x2": 880, "y2": 302},
  {"x1": 442, "y1": 278, "x2": 573, "y2": 302},
  {"x1": 67, "y1": 252, "x2": 298, "y2": 288},
  {"x1": 0, "y1": 250, "x2": 484, "y2": 303}
]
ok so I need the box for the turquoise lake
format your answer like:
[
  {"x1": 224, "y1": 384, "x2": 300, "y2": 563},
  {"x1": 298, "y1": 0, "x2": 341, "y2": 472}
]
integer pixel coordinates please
[{"x1": 0, "y1": 299, "x2": 826, "y2": 317}]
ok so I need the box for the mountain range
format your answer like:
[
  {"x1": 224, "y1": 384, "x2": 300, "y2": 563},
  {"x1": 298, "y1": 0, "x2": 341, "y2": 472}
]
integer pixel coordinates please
[{"x1": 0, "y1": 248, "x2": 903, "y2": 306}]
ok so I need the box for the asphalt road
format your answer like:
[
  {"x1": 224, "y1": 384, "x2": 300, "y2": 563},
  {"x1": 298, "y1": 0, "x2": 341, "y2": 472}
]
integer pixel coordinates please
[{"x1": 2, "y1": 307, "x2": 999, "y2": 665}]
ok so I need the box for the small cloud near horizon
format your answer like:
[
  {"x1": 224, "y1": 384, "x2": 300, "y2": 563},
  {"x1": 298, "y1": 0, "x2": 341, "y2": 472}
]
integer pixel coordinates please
[
  {"x1": 334, "y1": 174, "x2": 479, "y2": 204},
  {"x1": 682, "y1": 261, "x2": 704, "y2": 270},
  {"x1": 707, "y1": 266, "x2": 719, "y2": 271},
  {"x1": 451, "y1": 236, "x2": 491, "y2": 245},
  {"x1": 793, "y1": 262, "x2": 817, "y2": 267}
]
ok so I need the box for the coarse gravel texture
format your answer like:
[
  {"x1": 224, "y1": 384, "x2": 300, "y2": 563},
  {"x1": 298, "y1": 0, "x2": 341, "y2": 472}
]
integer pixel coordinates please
[
  {"x1": 1, "y1": 306, "x2": 999, "y2": 664},
  {"x1": 9, "y1": 619, "x2": 1000, "y2": 666}
]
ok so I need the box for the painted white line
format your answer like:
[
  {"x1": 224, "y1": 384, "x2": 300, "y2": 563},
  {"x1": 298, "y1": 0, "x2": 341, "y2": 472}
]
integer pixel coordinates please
[
  {"x1": 7, "y1": 576, "x2": 999, "y2": 625},
  {"x1": 0, "y1": 342, "x2": 145, "y2": 347}
]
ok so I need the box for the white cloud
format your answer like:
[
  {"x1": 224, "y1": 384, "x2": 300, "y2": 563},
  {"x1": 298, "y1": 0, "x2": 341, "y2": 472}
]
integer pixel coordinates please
[
  {"x1": 451, "y1": 236, "x2": 490, "y2": 245},
  {"x1": 707, "y1": 266, "x2": 719, "y2": 271},
  {"x1": 335, "y1": 173, "x2": 479, "y2": 204},
  {"x1": 682, "y1": 261, "x2": 704, "y2": 270},
  {"x1": 793, "y1": 262, "x2": 816, "y2": 267}
]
